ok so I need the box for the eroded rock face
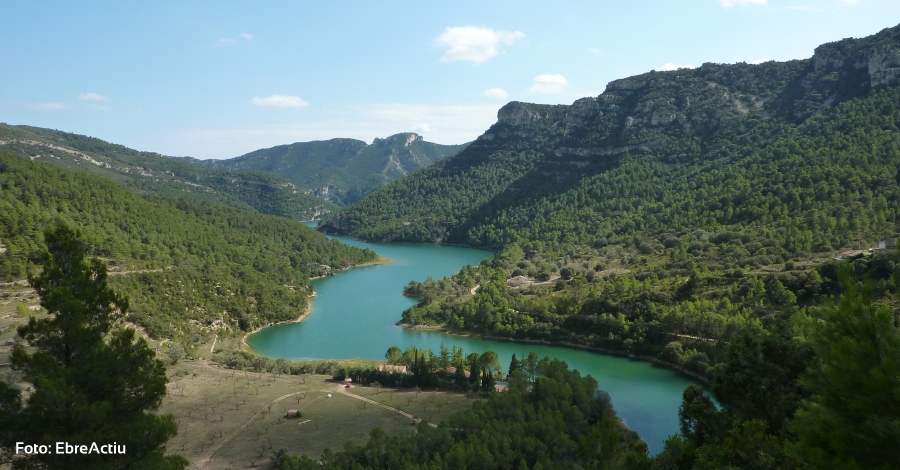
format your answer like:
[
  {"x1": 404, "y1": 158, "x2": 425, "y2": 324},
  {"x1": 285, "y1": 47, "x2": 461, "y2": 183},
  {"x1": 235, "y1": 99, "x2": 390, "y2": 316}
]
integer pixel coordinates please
[
  {"x1": 564, "y1": 97, "x2": 603, "y2": 138},
  {"x1": 497, "y1": 102, "x2": 544, "y2": 126},
  {"x1": 605, "y1": 77, "x2": 647, "y2": 93},
  {"x1": 404, "y1": 133, "x2": 424, "y2": 146},
  {"x1": 812, "y1": 35, "x2": 900, "y2": 88},
  {"x1": 869, "y1": 46, "x2": 900, "y2": 87},
  {"x1": 487, "y1": 24, "x2": 900, "y2": 163}
]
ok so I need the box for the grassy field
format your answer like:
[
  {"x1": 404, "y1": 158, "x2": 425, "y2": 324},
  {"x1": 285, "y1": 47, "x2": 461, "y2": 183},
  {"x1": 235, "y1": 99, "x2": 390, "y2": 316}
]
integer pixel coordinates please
[
  {"x1": 0, "y1": 291, "x2": 480, "y2": 470},
  {"x1": 159, "y1": 360, "x2": 479, "y2": 469}
]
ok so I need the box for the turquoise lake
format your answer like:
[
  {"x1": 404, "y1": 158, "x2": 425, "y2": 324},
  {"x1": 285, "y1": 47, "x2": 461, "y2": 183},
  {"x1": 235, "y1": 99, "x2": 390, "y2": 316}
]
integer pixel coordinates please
[{"x1": 247, "y1": 224, "x2": 702, "y2": 454}]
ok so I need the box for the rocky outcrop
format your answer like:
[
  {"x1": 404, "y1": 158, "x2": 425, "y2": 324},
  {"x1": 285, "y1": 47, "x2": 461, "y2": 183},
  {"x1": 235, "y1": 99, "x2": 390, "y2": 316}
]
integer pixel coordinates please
[
  {"x1": 497, "y1": 102, "x2": 547, "y2": 126},
  {"x1": 374, "y1": 133, "x2": 424, "y2": 147},
  {"x1": 812, "y1": 26, "x2": 900, "y2": 88},
  {"x1": 868, "y1": 45, "x2": 900, "y2": 87},
  {"x1": 813, "y1": 44, "x2": 900, "y2": 87},
  {"x1": 564, "y1": 97, "x2": 603, "y2": 138},
  {"x1": 404, "y1": 133, "x2": 423, "y2": 146},
  {"x1": 605, "y1": 77, "x2": 647, "y2": 93}
]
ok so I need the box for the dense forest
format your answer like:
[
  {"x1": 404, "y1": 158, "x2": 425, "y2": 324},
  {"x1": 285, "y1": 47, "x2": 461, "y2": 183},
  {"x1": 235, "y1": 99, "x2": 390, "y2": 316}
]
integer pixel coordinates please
[
  {"x1": 319, "y1": 24, "x2": 900, "y2": 370},
  {"x1": 296, "y1": 24, "x2": 900, "y2": 468},
  {"x1": 0, "y1": 152, "x2": 376, "y2": 342},
  {"x1": 322, "y1": 40, "x2": 900, "y2": 252},
  {"x1": 272, "y1": 269, "x2": 900, "y2": 469},
  {"x1": 0, "y1": 124, "x2": 336, "y2": 220}
]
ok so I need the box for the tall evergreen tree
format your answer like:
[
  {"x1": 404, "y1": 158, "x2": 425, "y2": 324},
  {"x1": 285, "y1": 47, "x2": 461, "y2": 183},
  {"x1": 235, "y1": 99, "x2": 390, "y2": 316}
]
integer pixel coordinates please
[
  {"x1": 508, "y1": 353, "x2": 520, "y2": 376},
  {"x1": 6, "y1": 224, "x2": 187, "y2": 470},
  {"x1": 788, "y1": 269, "x2": 900, "y2": 469}
]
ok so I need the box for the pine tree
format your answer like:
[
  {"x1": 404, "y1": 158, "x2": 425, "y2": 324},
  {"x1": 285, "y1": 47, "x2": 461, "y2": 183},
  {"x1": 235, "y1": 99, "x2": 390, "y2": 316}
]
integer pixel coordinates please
[
  {"x1": 788, "y1": 268, "x2": 900, "y2": 469},
  {"x1": 6, "y1": 224, "x2": 187, "y2": 470}
]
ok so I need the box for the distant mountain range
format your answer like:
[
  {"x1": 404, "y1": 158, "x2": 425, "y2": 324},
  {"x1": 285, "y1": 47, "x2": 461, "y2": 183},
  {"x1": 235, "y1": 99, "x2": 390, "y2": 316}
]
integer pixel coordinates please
[
  {"x1": 0, "y1": 124, "x2": 337, "y2": 220},
  {"x1": 0, "y1": 126, "x2": 466, "y2": 219},
  {"x1": 188, "y1": 133, "x2": 468, "y2": 206}
]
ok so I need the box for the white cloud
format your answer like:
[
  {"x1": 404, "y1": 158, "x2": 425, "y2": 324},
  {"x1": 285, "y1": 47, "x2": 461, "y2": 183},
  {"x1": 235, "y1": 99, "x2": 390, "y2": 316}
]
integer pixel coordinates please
[
  {"x1": 411, "y1": 122, "x2": 435, "y2": 133},
  {"x1": 24, "y1": 102, "x2": 67, "y2": 111},
  {"x1": 220, "y1": 33, "x2": 254, "y2": 45},
  {"x1": 78, "y1": 92, "x2": 109, "y2": 101},
  {"x1": 751, "y1": 58, "x2": 770, "y2": 64},
  {"x1": 530, "y1": 74, "x2": 568, "y2": 93},
  {"x1": 718, "y1": 0, "x2": 766, "y2": 7},
  {"x1": 587, "y1": 47, "x2": 601, "y2": 54},
  {"x1": 655, "y1": 63, "x2": 696, "y2": 71},
  {"x1": 437, "y1": 26, "x2": 525, "y2": 64},
  {"x1": 483, "y1": 88, "x2": 508, "y2": 99},
  {"x1": 250, "y1": 95, "x2": 309, "y2": 108}
]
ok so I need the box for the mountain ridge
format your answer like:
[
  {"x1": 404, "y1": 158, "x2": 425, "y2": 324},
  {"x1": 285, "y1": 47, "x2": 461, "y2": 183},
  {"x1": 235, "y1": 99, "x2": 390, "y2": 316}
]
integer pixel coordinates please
[
  {"x1": 320, "y1": 23, "x2": 900, "y2": 252},
  {"x1": 0, "y1": 124, "x2": 337, "y2": 220},
  {"x1": 193, "y1": 132, "x2": 468, "y2": 206}
]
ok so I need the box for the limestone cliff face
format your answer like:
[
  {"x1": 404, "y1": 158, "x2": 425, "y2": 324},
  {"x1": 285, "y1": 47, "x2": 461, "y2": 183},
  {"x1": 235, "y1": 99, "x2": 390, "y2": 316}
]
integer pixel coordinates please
[
  {"x1": 563, "y1": 97, "x2": 603, "y2": 138},
  {"x1": 813, "y1": 43, "x2": 900, "y2": 87},
  {"x1": 812, "y1": 25, "x2": 900, "y2": 88},
  {"x1": 867, "y1": 46, "x2": 900, "y2": 87},
  {"x1": 480, "y1": 23, "x2": 900, "y2": 165},
  {"x1": 497, "y1": 102, "x2": 565, "y2": 126}
]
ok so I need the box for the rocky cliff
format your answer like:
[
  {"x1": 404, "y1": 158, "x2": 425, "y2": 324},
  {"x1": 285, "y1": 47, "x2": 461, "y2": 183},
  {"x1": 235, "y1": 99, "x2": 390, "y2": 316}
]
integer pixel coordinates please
[{"x1": 320, "y1": 23, "x2": 900, "y2": 246}]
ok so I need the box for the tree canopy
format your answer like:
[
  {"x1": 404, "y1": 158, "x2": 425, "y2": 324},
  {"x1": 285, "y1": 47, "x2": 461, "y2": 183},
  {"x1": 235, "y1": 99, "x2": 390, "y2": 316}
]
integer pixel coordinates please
[{"x1": 3, "y1": 224, "x2": 187, "y2": 470}]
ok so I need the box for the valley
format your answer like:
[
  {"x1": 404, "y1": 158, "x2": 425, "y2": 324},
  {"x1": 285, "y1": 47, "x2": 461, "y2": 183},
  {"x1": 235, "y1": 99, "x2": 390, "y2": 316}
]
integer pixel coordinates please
[{"x1": 2, "y1": 15, "x2": 900, "y2": 470}]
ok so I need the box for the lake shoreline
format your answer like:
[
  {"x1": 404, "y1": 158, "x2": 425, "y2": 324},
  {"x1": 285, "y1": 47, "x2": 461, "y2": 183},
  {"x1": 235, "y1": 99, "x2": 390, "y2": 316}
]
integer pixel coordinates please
[
  {"x1": 319, "y1": 231, "x2": 493, "y2": 251},
  {"x1": 242, "y1": 255, "x2": 393, "y2": 350},
  {"x1": 397, "y1": 321, "x2": 709, "y2": 384},
  {"x1": 308, "y1": 255, "x2": 393, "y2": 281},
  {"x1": 241, "y1": 298, "x2": 315, "y2": 350}
]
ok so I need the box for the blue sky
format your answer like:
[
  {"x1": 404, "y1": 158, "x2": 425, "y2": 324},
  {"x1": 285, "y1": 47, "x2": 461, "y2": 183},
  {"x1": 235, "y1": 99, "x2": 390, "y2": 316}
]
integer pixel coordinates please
[{"x1": 2, "y1": 0, "x2": 898, "y2": 159}]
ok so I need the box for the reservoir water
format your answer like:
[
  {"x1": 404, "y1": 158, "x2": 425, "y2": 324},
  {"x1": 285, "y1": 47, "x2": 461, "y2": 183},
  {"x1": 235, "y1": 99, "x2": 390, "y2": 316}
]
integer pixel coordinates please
[{"x1": 248, "y1": 225, "x2": 701, "y2": 454}]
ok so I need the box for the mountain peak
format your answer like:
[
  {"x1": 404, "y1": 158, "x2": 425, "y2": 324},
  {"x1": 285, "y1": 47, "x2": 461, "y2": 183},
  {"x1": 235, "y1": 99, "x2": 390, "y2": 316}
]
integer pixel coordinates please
[{"x1": 373, "y1": 133, "x2": 423, "y2": 147}]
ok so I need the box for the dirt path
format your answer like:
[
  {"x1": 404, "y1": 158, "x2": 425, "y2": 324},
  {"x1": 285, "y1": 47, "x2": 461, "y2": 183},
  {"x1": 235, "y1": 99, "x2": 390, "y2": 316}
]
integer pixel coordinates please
[
  {"x1": 200, "y1": 389, "x2": 309, "y2": 469},
  {"x1": 336, "y1": 385, "x2": 436, "y2": 427},
  {"x1": 665, "y1": 332, "x2": 717, "y2": 343},
  {"x1": 107, "y1": 267, "x2": 168, "y2": 276}
]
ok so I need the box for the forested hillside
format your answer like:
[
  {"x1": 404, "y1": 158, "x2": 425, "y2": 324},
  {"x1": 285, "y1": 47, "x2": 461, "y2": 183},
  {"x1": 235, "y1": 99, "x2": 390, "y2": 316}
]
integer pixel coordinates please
[
  {"x1": 0, "y1": 152, "x2": 376, "y2": 342},
  {"x1": 321, "y1": 23, "x2": 900, "y2": 367},
  {"x1": 0, "y1": 124, "x2": 336, "y2": 220},
  {"x1": 195, "y1": 133, "x2": 468, "y2": 205},
  {"x1": 322, "y1": 25, "x2": 900, "y2": 252},
  {"x1": 309, "y1": 24, "x2": 900, "y2": 469}
]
